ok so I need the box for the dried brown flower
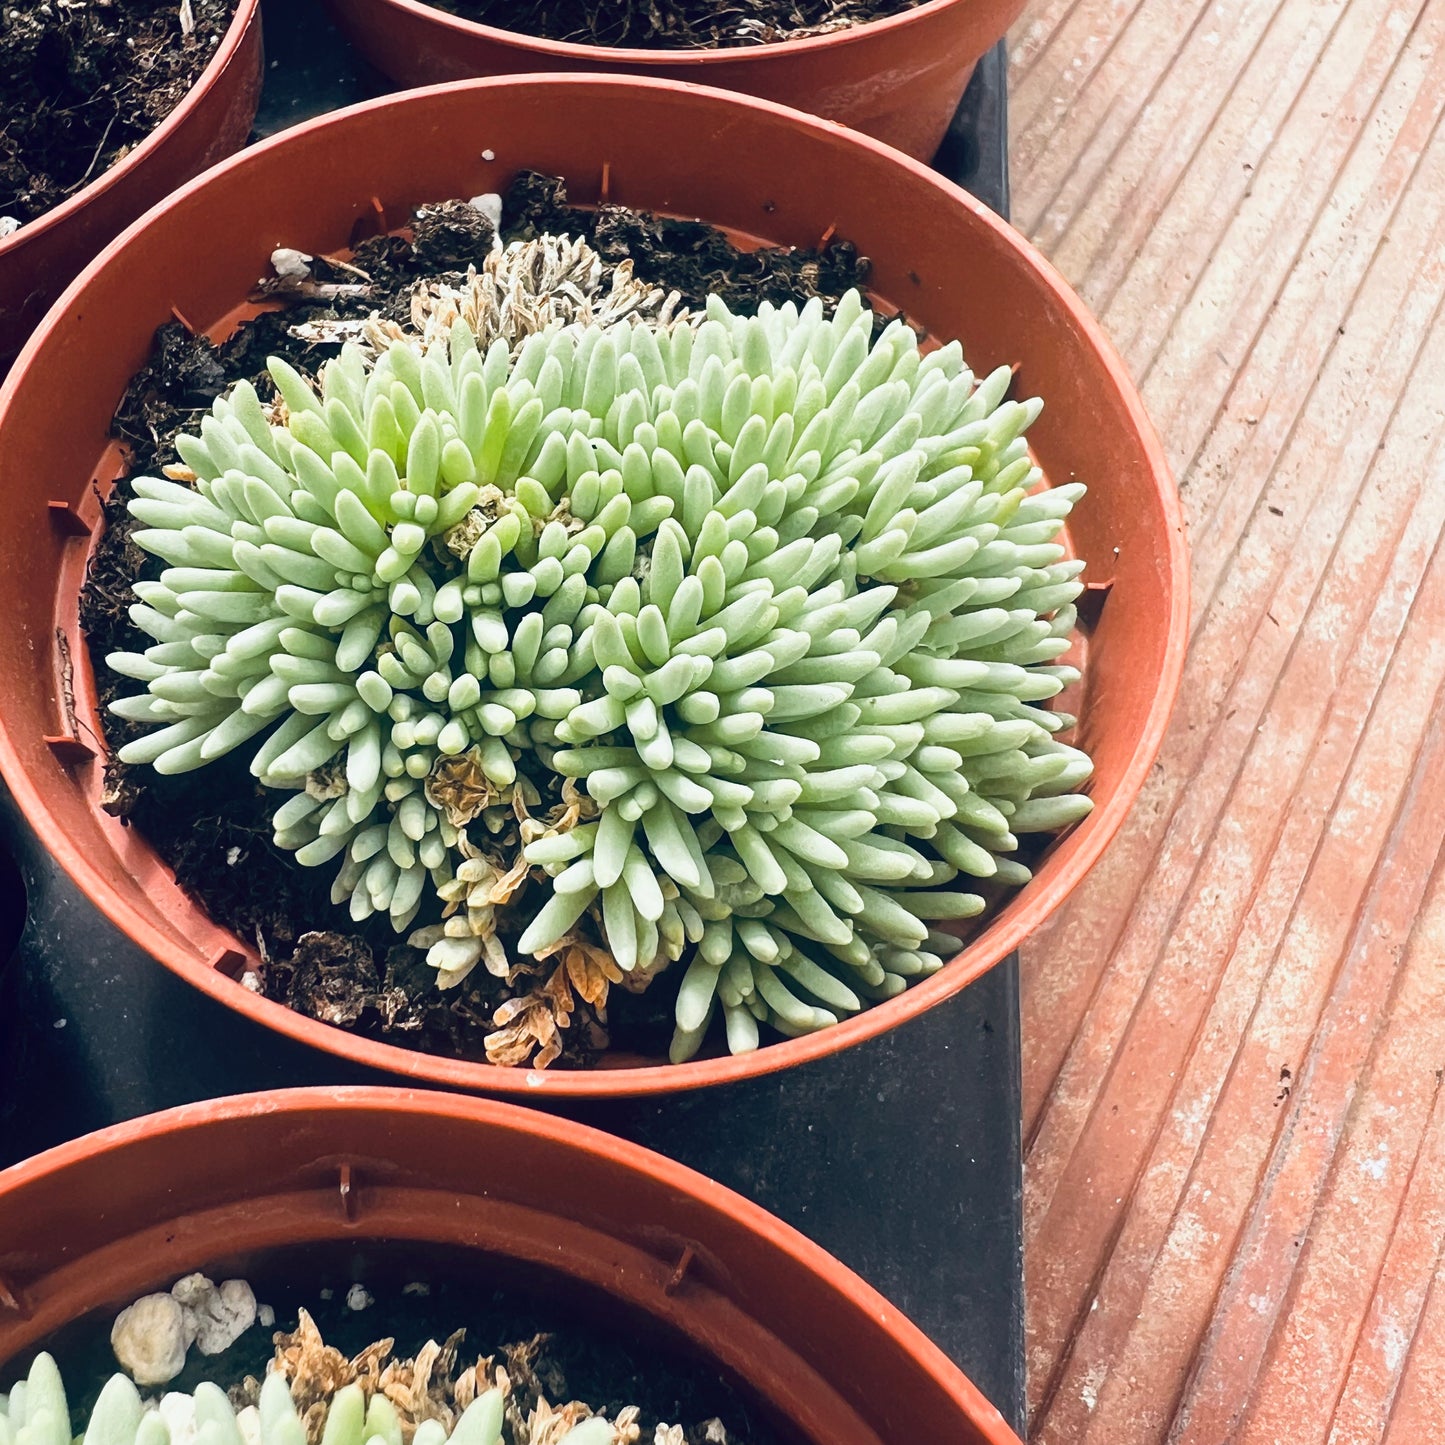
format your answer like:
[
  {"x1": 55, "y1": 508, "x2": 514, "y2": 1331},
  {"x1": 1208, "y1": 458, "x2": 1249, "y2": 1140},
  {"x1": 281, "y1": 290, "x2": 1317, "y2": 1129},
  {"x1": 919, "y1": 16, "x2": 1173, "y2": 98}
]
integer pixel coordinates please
[
  {"x1": 562, "y1": 941, "x2": 624, "y2": 1009},
  {"x1": 405, "y1": 236, "x2": 686, "y2": 356},
  {"x1": 347, "y1": 1335, "x2": 395, "y2": 1397},
  {"x1": 524, "y1": 1397, "x2": 593, "y2": 1445},
  {"x1": 485, "y1": 989, "x2": 564, "y2": 1069},
  {"x1": 375, "y1": 1328, "x2": 468, "y2": 1429},
  {"x1": 273, "y1": 1310, "x2": 353, "y2": 1427},
  {"x1": 425, "y1": 751, "x2": 497, "y2": 828},
  {"x1": 304, "y1": 763, "x2": 348, "y2": 802},
  {"x1": 481, "y1": 935, "x2": 620, "y2": 1069},
  {"x1": 544, "y1": 777, "x2": 599, "y2": 837},
  {"x1": 258, "y1": 1317, "x2": 672, "y2": 1445}
]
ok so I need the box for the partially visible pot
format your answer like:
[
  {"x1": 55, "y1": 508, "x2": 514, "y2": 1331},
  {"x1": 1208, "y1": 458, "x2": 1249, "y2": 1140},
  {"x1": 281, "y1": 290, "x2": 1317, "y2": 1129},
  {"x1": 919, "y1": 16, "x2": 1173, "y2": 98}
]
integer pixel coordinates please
[
  {"x1": 0, "y1": 76, "x2": 1188, "y2": 1096},
  {"x1": 0, "y1": 1087, "x2": 1022, "y2": 1444},
  {"x1": 317, "y1": 0, "x2": 1020, "y2": 160},
  {"x1": 0, "y1": 0, "x2": 263, "y2": 369}
]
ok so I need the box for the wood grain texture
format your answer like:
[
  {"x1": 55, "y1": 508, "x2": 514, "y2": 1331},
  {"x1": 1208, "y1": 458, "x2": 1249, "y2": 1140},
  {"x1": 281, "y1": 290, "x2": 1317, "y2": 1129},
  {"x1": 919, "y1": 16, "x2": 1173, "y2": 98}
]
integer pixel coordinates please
[{"x1": 1009, "y1": 0, "x2": 1445, "y2": 1438}]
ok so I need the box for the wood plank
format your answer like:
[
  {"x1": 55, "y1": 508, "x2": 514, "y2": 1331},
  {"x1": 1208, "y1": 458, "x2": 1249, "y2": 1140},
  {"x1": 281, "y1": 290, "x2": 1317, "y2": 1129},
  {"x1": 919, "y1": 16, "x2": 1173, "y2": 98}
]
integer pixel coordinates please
[
  {"x1": 1026, "y1": 292, "x2": 1445, "y2": 1432},
  {"x1": 1381, "y1": 1255, "x2": 1445, "y2": 1443},
  {"x1": 1011, "y1": 19, "x2": 1445, "y2": 1138},
  {"x1": 1133, "y1": 0, "x2": 1433, "y2": 461},
  {"x1": 1008, "y1": 0, "x2": 1445, "y2": 1435}
]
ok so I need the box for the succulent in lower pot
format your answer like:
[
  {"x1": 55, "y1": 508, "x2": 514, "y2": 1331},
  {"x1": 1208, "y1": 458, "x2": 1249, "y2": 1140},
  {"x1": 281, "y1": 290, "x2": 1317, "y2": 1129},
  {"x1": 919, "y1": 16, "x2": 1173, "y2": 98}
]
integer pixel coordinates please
[
  {"x1": 99, "y1": 214, "x2": 1092, "y2": 1068},
  {"x1": 6, "y1": 1332, "x2": 646, "y2": 1445},
  {"x1": 5, "y1": 1279, "x2": 761, "y2": 1445}
]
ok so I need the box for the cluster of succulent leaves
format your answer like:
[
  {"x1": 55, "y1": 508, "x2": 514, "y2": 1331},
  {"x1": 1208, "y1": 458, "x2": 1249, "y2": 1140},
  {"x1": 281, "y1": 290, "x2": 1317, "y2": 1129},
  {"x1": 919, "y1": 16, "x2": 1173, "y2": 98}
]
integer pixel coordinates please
[
  {"x1": 107, "y1": 279, "x2": 1092, "y2": 1062},
  {"x1": 0, "y1": 1354, "x2": 612, "y2": 1445}
]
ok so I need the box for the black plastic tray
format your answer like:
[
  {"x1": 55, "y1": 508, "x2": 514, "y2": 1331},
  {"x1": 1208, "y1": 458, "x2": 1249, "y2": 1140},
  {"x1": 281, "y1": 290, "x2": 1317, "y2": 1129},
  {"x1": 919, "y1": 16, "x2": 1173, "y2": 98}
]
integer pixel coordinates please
[{"x1": 0, "y1": 8, "x2": 1022, "y2": 1429}]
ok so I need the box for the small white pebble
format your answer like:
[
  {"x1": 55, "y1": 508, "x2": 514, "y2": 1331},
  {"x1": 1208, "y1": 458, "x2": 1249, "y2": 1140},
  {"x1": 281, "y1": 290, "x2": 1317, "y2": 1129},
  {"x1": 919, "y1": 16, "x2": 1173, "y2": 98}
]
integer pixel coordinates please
[
  {"x1": 401, "y1": 1282, "x2": 431, "y2": 1298},
  {"x1": 345, "y1": 1284, "x2": 373, "y2": 1312},
  {"x1": 0, "y1": 216, "x2": 20, "y2": 239},
  {"x1": 318, "y1": 1288, "x2": 333, "y2": 1301},
  {"x1": 112, "y1": 1294, "x2": 188, "y2": 1385},
  {"x1": 270, "y1": 247, "x2": 313, "y2": 280},
  {"x1": 257, "y1": 1304, "x2": 276, "y2": 1328},
  {"x1": 53, "y1": 1018, "x2": 67, "y2": 1029},
  {"x1": 201, "y1": 1279, "x2": 257, "y2": 1353},
  {"x1": 240, "y1": 972, "x2": 263, "y2": 993},
  {"x1": 225, "y1": 846, "x2": 241, "y2": 865},
  {"x1": 481, "y1": 149, "x2": 495, "y2": 161},
  {"x1": 170, "y1": 1273, "x2": 255, "y2": 1356}
]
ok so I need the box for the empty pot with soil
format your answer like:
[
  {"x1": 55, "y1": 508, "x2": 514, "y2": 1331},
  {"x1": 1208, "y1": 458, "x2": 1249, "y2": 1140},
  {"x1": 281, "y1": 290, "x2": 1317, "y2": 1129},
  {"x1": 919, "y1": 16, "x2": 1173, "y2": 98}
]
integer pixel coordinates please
[
  {"x1": 0, "y1": 1087, "x2": 1022, "y2": 1444},
  {"x1": 316, "y1": 0, "x2": 1024, "y2": 160},
  {"x1": 0, "y1": 76, "x2": 1187, "y2": 1096},
  {"x1": 0, "y1": 0, "x2": 262, "y2": 368}
]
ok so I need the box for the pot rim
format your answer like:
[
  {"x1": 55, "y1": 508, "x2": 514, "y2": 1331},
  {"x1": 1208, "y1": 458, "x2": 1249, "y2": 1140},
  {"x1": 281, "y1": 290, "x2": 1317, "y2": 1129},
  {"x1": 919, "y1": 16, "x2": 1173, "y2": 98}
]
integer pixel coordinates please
[
  {"x1": 340, "y1": 0, "x2": 982, "y2": 65},
  {"x1": 0, "y1": 0, "x2": 261, "y2": 261},
  {"x1": 0, "y1": 1085, "x2": 1023, "y2": 1445},
  {"x1": 0, "y1": 73, "x2": 1190, "y2": 1099}
]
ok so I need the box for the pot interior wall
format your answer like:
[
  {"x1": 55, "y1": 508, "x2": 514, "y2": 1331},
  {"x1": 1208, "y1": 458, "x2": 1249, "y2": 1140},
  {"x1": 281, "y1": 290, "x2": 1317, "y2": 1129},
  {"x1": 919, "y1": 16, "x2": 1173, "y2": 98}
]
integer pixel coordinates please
[
  {"x1": 0, "y1": 77, "x2": 1182, "y2": 1076},
  {"x1": 0, "y1": 1093, "x2": 1006, "y2": 1441},
  {"x1": 3, "y1": 1239, "x2": 799, "y2": 1445},
  {"x1": 0, "y1": 0, "x2": 263, "y2": 368}
]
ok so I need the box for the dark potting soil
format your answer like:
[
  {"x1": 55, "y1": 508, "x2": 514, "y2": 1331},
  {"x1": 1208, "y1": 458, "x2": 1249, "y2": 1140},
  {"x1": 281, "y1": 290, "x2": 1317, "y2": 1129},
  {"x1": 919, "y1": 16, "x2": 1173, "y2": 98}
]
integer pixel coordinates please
[
  {"x1": 0, "y1": 0, "x2": 236, "y2": 229},
  {"x1": 3, "y1": 1242, "x2": 792, "y2": 1445},
  {"x1": 428, "y1": 0, "x2": 922, "y2": 49},
  {"x1": 80, "y1": 171, "x2": 871, "y2": 1068}
]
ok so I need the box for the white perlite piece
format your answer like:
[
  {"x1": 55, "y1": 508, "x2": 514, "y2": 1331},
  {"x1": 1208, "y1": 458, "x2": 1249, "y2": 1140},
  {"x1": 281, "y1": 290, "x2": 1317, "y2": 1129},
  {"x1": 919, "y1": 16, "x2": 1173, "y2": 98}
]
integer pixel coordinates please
[
  {"x1": 111, "y1": 1275, "x2": 258, "y2": 1385},
  {"x1": 172, "y1": 1274, "x2": 258, "y2": 1354},
  {"x1": 0, "y1": 217, "x2": 20, "y2": 239},
  {"x1": 110, "y1": 1294, "x2": 188, "y2": 1386},
  {"x1": 345, "y1": 1284, "x2": 373, "y2": 1312},
  {"x1": 269, "y1": 247, "x2": 313, "y2": 280}
]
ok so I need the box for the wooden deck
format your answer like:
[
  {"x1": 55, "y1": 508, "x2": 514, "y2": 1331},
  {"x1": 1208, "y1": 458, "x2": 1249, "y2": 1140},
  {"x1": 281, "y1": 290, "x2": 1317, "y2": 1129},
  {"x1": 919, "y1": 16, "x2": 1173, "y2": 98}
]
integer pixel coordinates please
[{"x1": 1008, "y1": 0, "x2": 1445, "y2": 1438}]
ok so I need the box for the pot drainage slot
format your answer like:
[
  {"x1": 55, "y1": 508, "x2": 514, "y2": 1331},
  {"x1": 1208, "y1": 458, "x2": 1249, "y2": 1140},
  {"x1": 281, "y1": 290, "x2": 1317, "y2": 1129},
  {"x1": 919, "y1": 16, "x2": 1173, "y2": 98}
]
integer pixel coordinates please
[
  {"x1": 46, "y1": 502, "x2": 91, "y2": 539},
  {"x1": 0, "y1": 1275, "x2": 30, "y2": 1319},
  {"x1": 1077, "y1": 577, "x2": 1114, "y2": 631}
]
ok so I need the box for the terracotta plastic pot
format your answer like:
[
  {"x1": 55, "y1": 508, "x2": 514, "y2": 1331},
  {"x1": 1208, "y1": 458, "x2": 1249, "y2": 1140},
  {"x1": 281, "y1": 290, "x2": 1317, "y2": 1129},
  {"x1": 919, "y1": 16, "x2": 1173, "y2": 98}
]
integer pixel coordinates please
[
  {"x1": 0, "y1": 0, "x2": 264, "y2": 371},
  {"x1": 318, "y1": 0, "x2": 1020, "y2": 160},
  {"x1": 0, "y1": 1087, "x2": 1022, "y2": 1444},
  {"x1": 0, "y1": 76, "x2": 1188, "y2": 1097}
]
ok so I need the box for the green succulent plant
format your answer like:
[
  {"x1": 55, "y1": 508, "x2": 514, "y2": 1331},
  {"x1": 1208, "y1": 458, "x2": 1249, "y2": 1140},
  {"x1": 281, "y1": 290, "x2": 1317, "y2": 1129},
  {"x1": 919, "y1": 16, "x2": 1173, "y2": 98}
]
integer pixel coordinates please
[
  {"x1": 106, "y1": 281, "x2": 1093, "y2": 1062},
  {"x1": 0, "y1": 1354, "x2": 612, "y2": 1445}
]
